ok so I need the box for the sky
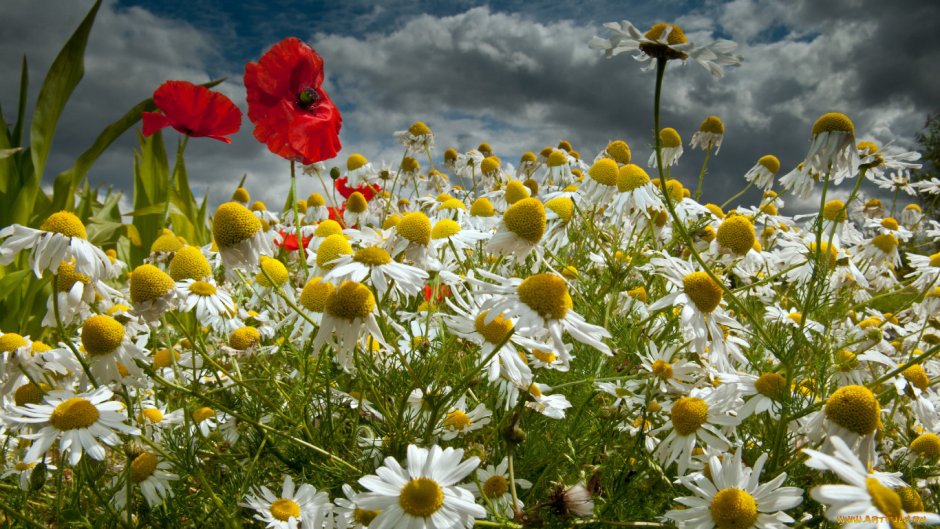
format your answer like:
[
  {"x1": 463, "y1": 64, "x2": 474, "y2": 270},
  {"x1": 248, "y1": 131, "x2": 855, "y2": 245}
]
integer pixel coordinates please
[{"x1": 1, "y1": 0, "x2": 938, "y2": 214}]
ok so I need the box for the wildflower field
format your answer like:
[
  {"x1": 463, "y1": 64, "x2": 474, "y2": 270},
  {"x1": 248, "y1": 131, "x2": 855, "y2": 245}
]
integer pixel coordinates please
[{"x1": 3, "y1": 2, "x2": 940, "y2": 528}]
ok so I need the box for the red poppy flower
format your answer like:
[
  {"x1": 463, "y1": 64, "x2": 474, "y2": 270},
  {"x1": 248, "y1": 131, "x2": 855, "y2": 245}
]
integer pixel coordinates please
[
  {"x1": 327, "y1": 205, "x2": 346, "y2": 227},
  {"x1": 142, "y1": 81, "x2": 242, "y2": 143},
  {"x1": 335, "y1": 177, "x2": 382, "y2": 201},
  {"x1": 423, "y1": 284, "x2": 452, "y2": 303},
  {"x1": 245, "y1": 37, "x2": 342, "y2": 164},
  {"x1": 276, "y1": 230, "x2": 312, "y2": 252}
]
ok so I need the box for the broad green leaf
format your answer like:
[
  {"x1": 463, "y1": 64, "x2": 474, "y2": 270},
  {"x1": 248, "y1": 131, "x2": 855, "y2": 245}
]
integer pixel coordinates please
[
  {"x1": 0, "y1": 148, "x2": 23, "y2": 160},
  {"x1": 130, "y1": 131, "x2": 169, "y2": 265},
  {"x1": 17, "y1": 0, "x2": 102, "y2": 227}
]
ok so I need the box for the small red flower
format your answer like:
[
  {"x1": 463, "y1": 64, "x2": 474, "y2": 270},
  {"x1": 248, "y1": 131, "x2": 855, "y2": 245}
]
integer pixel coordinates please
[
  {"x1": 276, "y1": 230, "x2": 312, "y2": 252},
  {"x1": 142, "y1": 81, "x2": 242, "y2": 143},
  {"x1": 245, "y1": 37, "x2": 342, "y2": 164},
  {"x1": 423, "y1": 284, "x2": 452, "y2": 303},
  {"x1": 335, "y1": 177, "x2": 382, "y2": 201},
  {"x1": 327, "y1": 205, "x2": 346, "y2": 227}
]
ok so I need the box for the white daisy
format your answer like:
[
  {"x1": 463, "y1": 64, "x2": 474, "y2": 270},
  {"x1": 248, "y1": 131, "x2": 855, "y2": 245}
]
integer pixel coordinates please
[
  {"x1": 324, "y1": 245, "x2": 428, "y2": 300},
  {"x1": 460, "y1": 457, "x2": 532, "y2": 519},
  {"x1": 355, "y1": 444, "x2": 486, "y2": 529},
  {"x1": 112, "y1": 450, "x2": 178, "y2": 509},
  {"x1": 242, "y1": 474, "x2": 333, "y2": 529},
  {"x1": 0, "y1": 211, "x2": 112, "y2": 280},
  {"x1": 653, "y1": 385, "x2": 741, "y2": 475},
  {"x1": 176, "y1": 278, "x2": 238, "y2": 334},
  {"x1": 212, "y1": 201, "x2": 274, "y2": 276},
  {"x1": 742, "y1": 155, "x2": 780, "y2": 191},
  {"x1": 312, "y1": 281, "x2": 386, "y2": 371}
]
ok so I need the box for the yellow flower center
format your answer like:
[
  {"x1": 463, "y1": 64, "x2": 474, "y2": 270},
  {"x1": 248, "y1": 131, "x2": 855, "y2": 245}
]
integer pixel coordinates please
[
  {"x1": 757, "y1": 155, "x2": 780, "y2": 174},
  {"x1": 683, "y1": 272, "x2": 724, "y2": 313},
  {"x1": 346, "y1": 192, "x2": 369, "y2": 214},
  {"x1": 807, "y1": 242, "x2": 838, "y2": 269},
  {"x1": 0, "y1": 333, "x2": 27, "y2": 353},
  {"x1": 443, "y1": 409, "x2": 472, "y2": 430},
  {"x1": 130, "y1": 264, "x2": 174, "y2": 303},
  {"x1": 270, "y1": 498, "x2": 302, "y2": 521},
  {"x1": 824, "y1": 385, "x2": 880, "y2": 435},
  {"x1": 401, "y1": 157, "x2": 420, "y2": 173},
  {"x1": 325, "y1": 281, "x2": 376, "y2": 320},
  {"x1": 255, "y1": 256, "x2": 289, "y2": 287},
  {"x1": 307, "y1": 193, "x2": 326, "y2": 207},
  {"x1": 397, "y1": 212, "x2": 432, "y2": 245},
  {"x1": 81, "y1": 315, "x2": 125, "y2": 356},
  {"x1": 517, "y1": 273, "x2": 572, "y2": 320},
  {"x1": 251, "y1": 200, "x2": 268, "y2": 212},
  {"x1": 300, "y1": 277, "x2": 335, "y2": 312},
  {"x1": 354, "y1": 508, "x2": 381, "y2": 526},
  {"x1": 505, "y1": 180, "x2": 532, "y2": 204},
  {"x1": 910, "y1": 433, "x2": 940, "y2": 459},
  {"x1": 705, "y1": 204, "x2": 725, "y2": 219},
  {"x1": 823, "y1": 200, "x2": 848, "y2": 222},
  {"x1": 14, "y1": 383, "x2": 43, "y2": 406},
  {"x1": 351, "y1": 247, "x2": 390, "y2": 267},
  {"x1": 315, "y1": 219, "x2": 343, "y2": 238},
  {"x1": 439, "y1": 198, "x2": 466, "y2": 211},
  {"x1": 229, "y1": 326, "x2": 261, "y2": 350},
  {"x1": 532, "y1": 349, "x2": 557, "y2": 363},
  {"x1": 709, "y1": 488, "x2": 758, "y2": 529},
  {"x1": 399, "y1": 477, "x2": 444, "y2": 518},
  {"x1": 55, "y1": 261, "x2": 91, "y2": 292},
  {"x1": 866, "y1": 478, "x2": 902, "y2": 520},
  {"x1": 546, "y1": 150, "x2": 568, "y2": 167},
  {"x1": 503, "y1": 198, "x2": 546, "y2": 243},
  {"x1": 40, "y1": 211, "x2": 87, "y2": 239},
  {"x1": 169, "y1": 246, "x2": 212, "y2": 281},
  {"x1": 588, "y1": 159, "x2": 619, "y2": 186},
  {"x1": 659, "y1": 128, "x2": 682, "y2": 148},
  {"x1": 871, "y1": 233, "x2": 898, "y2": 254},
  {"x1": 129, "y1": 452, "x2": 159, "y2": 484},
  {"x1": 188, "y1": 280, "x2": 217, "y2": 297},
  {"x1": 927, "y1": 252, "x2": 940, "y2": 268},
  {"x1": 898, "y1": 487, "x2": 925, "y2": 513},
  {"x1": 347, "y1": 153, "x2": 368, "y2": 171},
  {"x1": 812, "y1": 112, "x2": 855, "y2": 136},
  {"x1": 754, "y1": 372, "x2": 786, "y2": 400},
  {"x1": 645, "y1": 23, "x2": 688, "y2": 44},
  {"x1": 520, "y1": 151, "x2": 537, "y2": 164},
  {"x1": 193, "y1": 407, "x2": 215, "y2": 423},
  {"x1": 483, "y1": 475, "x2": 508, "y2": 498},
  {"x1": 651, "y1": 359, "x2": 673, "y2": 380},
  {"x1": 316, "y1": 234, "x2": 353, "y2": 269},
  {"x1": 902, "y1": 364, "x2": 930, "y2": 391},
  {"x1": 716, "y1": 216, "x2": 756, "y2": 255},
  {"x1": 544, "y1": 197, "x2": 575, "y2": 222},
  {"x1": 50, "y1": 397, "x2": 100, "y2": 430},
  {"x1": 409, "y1": 121, "x2": 432, "y2": 136},
  {"x1": 474, "y1": 311, "x2": 514, "y2": 344},
  {"x1": 699, "y1": 116, "x2": 725, "y2": 134},
  {"x1": 481, "y1": 156, "x2": 501, "y2": 175},
  {"x1": 232, "y1": 187, "x2": 250, "y2": 203},
  {"x1": 152, "y1": 348, "x2": 180, "y2": 369},
  {"x1": 606, "y1": 140, "x2": 632, "y2": 164},
  {"x1": 671, "y1": 397, "x2": 708, "y2": 436},
  {"x1": 212, "y1": 202, "x2": 262, "y2": 248},
  {"x1": 140, "y1": 407, "x2": 165, "y2": 423},
  {"x1": 663, "y1": 179, "x2": 685, "y2": 202},
  {"x1": 881, "y1": 217, "x2": 899, "y2": 231},
  {"x1": 470, "y1": 197, "x2": 496, "y2": 217},
  {"x1": 431, "y1": 219, "x2": 462, "y2": 240}
]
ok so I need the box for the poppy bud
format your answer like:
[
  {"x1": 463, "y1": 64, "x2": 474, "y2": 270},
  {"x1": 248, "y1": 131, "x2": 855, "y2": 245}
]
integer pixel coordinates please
[{"x1": 330, "y1": 167, "x2": 341, "y2": 180}]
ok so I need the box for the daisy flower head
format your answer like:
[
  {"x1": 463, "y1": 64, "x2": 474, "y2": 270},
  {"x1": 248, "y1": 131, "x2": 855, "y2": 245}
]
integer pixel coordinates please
[
  {"x1": 579, "y1": 158, "x2": 620, "y2": 206},
  {"x1": 6, "y1": 387, "x2": 139, "y2": 465},
  {"x1": 654, "y1": 385, "x2": 741, "y2": 475},
  {"x1": 129, "y1": 263, "x2": 179, "y2": 321},
  {"x1": 905, "y1": 251, "x2": 940, "y2": 291},
  {"x1": 804, "y1": 436, "x2": 938, "y2": 528},
  {"x1": 343, "y1": 191, "x2": 371, "y2": 228},
  {"x1": 345, "y1": 153, "x2": 376, "y2": 188},
  {"x1": 743, "y1": 155, "x2": 780, "y2": 191},
  {"x1": 596, "y1": 139, "x2": 632, "y2": 165},
  {"x1": 80, "y1": 314, "x2": 149, "y2": 384},
  {"x1": 589, "y1": 21, "x2": 740, "y2": 77},
  {"x1": 461, "y1": 457, "x2": 532, "y2": 518},
  {"x1": 177, "y1": 278, "x2": 238, "y2": 334},
  {"x1": 473, "y1": 270, "x2": 612, "y2": 355},
  {"x1": 485, "y1": 198, "x2": 546, "y2": 263},
  {"x1": 609, "y1": 163, "x2": 663, "y2": 218},
  {"x1": 0, "y1": 210, "x2": 112, "y2": 280},
  {"x1": 429, "y1": 218, "x2": 488, "y2": 261},
  {"x1": 804, "y1": 384, "x2": 881, "y2": 464},
  {"x1": 389, "y1": 212, "x2": 434, "y2": 267},
  {"x1": 355, "y1": 444, "x2": 485, "y2": 529},
  {"x1": 242, "y1": 474, "x2": 333, "y2": 529},
  {"x1": 396, "y1": 121, "x2": 435, "y2": 153},
  {"x1": 212, "y1": 201, "x2": 273, "y2": 275},
  {"x1": 438, "y1": 398, "x2": 492, "y2": 441},
  {"x1": 649, "y1": 127, "x2": 684, "y2": 169},
  {"x1": 798, "y1": 112, "x2": 860, "y2": 186},
  {"x1": 666, "y1": 449, "x2": 803, "y2": 529},
  {"x1": 112, "y1": 450, "x2": 179, "y2": 509},
  {"x1": 690, "y1": 115, "x2": 725, "y2": 154},
  {"x1": 714, "y1": 214, "x2": 757, "y2": 258},
  {"x1": 324, "y1": 244, "x2": 429, "y2": 300},
  {"x1": 306, "y1": 193, "x2": 329, "y2": 223},
  {"x1": 542, "y1": 149, "x2": 575, "y2": 186},
  {"x1": 312, "y1": 280, "x2": 385, "y2": 370}
]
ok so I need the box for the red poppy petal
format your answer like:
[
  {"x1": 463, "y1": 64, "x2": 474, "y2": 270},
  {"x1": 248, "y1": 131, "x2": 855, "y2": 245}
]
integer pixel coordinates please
[
  {"x1": 288, "y1": 103, "x2": 342, "y2": 164},
  {"x1": 254, "y1": 38, "x2": 324, "y2": 98},
  {"x1": 150, "y1": 80, "x2": 242, "y2": 142},
  {"x1": 142, "y1": 112, "x2": 171, "y2": 137}
]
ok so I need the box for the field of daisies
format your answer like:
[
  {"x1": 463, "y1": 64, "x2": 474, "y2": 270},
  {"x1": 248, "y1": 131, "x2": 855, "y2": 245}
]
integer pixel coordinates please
[{"x1": 3, "y1": 3, "x2": 940, "y2": 529}]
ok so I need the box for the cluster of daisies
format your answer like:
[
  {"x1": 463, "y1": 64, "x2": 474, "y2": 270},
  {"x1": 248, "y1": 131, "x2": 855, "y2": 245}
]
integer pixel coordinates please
[{"x1": 0, "y1": 18, "x2": 939, "y2": 529}]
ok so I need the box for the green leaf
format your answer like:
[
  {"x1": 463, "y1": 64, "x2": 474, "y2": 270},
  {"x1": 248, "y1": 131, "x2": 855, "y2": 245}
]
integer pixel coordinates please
[
  {"x1": 12, "y1": 56, "x2": 28, "y2": 147},
  {"x1": 16, "y1": 0, "x2": 102, "y2": 227},
  {"x1": 130, "y1": 130, "x2": 169, "y2": 265}
]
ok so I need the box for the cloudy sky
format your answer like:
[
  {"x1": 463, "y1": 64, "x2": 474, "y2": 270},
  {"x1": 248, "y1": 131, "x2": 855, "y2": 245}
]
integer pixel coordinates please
[{"x1": 2, "y1": 0, "x2": 937, "y2": 213}]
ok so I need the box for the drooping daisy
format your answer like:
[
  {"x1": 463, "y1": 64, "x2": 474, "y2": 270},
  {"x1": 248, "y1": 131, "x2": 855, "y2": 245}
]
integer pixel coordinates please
[
  {"x1": 743, "y1": 155, "x2": 780, "y2": 191},
  {"x1": 396, "y1": 121, "x2": 435, "y2": 154},
  {"x1": 242, "y1": 474, "x2": 333, "y2": 529},
  {"x1": 690, "y1": 115, "x2": 725, "y2": 154},
  {"x1": 112, "y1": 450, "x2": 179, "y2": 509},
  {"x1": 429, "y1": 218, "x2": 488, "y2": 263},
  {"x1": 804, "y1": 436, "x2": 938, "y2": 528},
  {"x1": 41, "y1": 260, "x2": 118, "y2": 327},
  {"x1": 906, "y1": 251, "x2": 940, "y2": 291},
  {"x1": 666, "y1": 449, "x2": 803, "y2": 529},
  {"x1": 460, "y1": 457, "x2": 532, "y2": 519},
  {"x1": 6, "y1": 387, "x2": 139, "y2": 465},
  {"x1": 579, "y1": 158, "x2": 620, "y2": 206},
  {"x1": 526, "y1": 382, "x2": 573, "y2": 419},
  {"x1": 212, "y1": 201, "x2": 273, "y2": 274},
  {"x1": 471, "y1": 270, "x2": 612, "y2": 356},
  {"x1": 0, "y1": 211, "x2": 112, "y2": 280},
  {"x1": 589, "y1": 21, "x2": 741, "y2": 78},
  {"x1": 355, "y1": 444, "x2": 486, "y2": 529},
  {"x1": 80, "y1": 314, "x2": 150, "y2": 384},
  {"x1": 608, "y1": 163, "x2": 663, "y2": 219},
  {"x1": 649, "y1": 127, "x2": 684, "y2": 169},
  {"x1": 798, "y1": 112, "x2": 860, "y2": 186},
  {"x1": 129, "y1": 263, "x2": 179, "y2": 321},
  {"x1": 485, "y1": 198, "x2": 547, "y2": 263},
  {"x1": 312, "y1": 281, "x2": 386, "y2": 371},
  {"x1": 802, "y1": 384, "x2": 881, "y2": 465}
]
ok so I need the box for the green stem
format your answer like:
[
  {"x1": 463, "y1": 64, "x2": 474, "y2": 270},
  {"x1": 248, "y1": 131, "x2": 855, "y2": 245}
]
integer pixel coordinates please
[
  {"x1": 720, "y1": 181, "x2": 753, "y2": 210},
  {"x1": 694, "y1": 147, "x2": 712, "y2": 202}
]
